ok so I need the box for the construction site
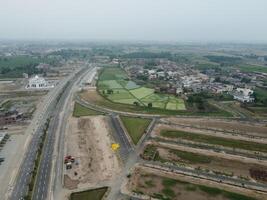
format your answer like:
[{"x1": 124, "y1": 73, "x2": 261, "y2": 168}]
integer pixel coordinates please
[{"x1": 63, "y1": 114, "x2": 122, "y2": 191}]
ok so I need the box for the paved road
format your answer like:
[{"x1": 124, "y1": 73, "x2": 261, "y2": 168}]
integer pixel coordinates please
[
  {"x1": 51, "y1": 65, "x2": 96, "y2": 200},
  {"x1": 109, "y1": 114, "x2": 134, "y2": 162},
  {"x1": 9, "y1": 66, "x2": 87, "y2": 200},
  {"x1": 31, "y1": 67, "x2": 92, "y2": 200}
]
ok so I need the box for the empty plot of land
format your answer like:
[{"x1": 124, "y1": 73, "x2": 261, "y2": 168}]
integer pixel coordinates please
[
  {"x1": 158, "y1": 129, "x2": 267, "y2": 153},
  {"x1": 142, "y1": 143, "x2": 267, "y2": 182},
  {"x1": 73, "y1": 102, "x2": 103, "y2": 117},
  {"x1": 65, "y1": 116, "x2": 121, "y2": 189},
  {"x1": 165, "y1": 118, "x2": 267, "y2": 137},
  {"x1": 126, "y1": 166, "x2": 260, "y2": 200}
]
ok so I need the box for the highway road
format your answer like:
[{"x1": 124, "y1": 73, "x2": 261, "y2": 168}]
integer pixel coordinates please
[
  {"x1": 9, "y1": 65, "x2": 89, "y2": 200},
  {"x1": 31, "y1": 66, "x2": 95, "y2": 200},
  {"x1": 50, "y1": 65, "x2": 96, "y2": 200}
]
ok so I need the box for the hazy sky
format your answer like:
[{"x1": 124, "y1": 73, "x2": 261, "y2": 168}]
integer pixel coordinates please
[{"x1": 0, "y1": 0, "x2": 267, "y2": 42}]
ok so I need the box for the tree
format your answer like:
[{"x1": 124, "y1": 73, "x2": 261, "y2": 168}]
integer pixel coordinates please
[
  {"x1": 107, "y1": 89, "x2": 114, "y2": 94},
  {"x1": 133, "y1": 101, "x2": 140, "y2": 106},
  {"x1": 148, "y1": 102, "x2": 153, "y2": 108}
]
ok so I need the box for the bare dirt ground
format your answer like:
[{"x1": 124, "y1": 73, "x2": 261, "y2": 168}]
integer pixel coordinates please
[
  {"x1": 164, "y1": 117, "x2": 267, "y2": 137},
  {"x1": 80, "y1": 89, "x2": 103, "y2": 103},
  {"x1": 64, "y1": 115, "x2": 121, "y2": 190},
  {"x1": 126, "y1": 165, "x2": 267, "y2": 200},
  {"x1": 0, "y1": 79, "x2": 24, "y2": 91}
]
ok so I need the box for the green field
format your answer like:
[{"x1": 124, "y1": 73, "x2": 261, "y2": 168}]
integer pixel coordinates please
[
  {"x1": 98, "y1": 67, "x2": 127, "y2": 81},
  {"x1": 120, "y1": 116, "x2": 152, "y2": 144},
  {"x1": 143, "y1": 144, "x2": 212, "y2": 164},
  {"x1": 238, "y1": 64, "x2": 267, "y2": 73},
  {"x1": 73, "y1": 102, "x2": 103, "y2": 117},
  {"x1": 97, "y1": 67, "x2": 186, "y2": 111},
  {"x1": 106, "y1": 89, "x2": 134, "y2": 100},
  {"x1": 160, "y1": 130, "x2": 267, "y2": 153},
  {"x1": 130, "y1": 87, "x2": 154, "y2": 99},
  {"x1": 70, "y1": 187, "x2": 108, "y2": 200}
]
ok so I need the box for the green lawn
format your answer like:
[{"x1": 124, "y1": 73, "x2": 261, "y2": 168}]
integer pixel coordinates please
[
  {"x1": 120, "y1": 116, "x2": 152, "y2": 144},
  {"x1": 70, "y1": 187, "x2": 108, "y2": 200},
  {"x1": 73, "y1": 102, "x2": 103, "y2": 117},
  {"x1": 160, "y1": 130, "x2": 267, "y2": 153}
]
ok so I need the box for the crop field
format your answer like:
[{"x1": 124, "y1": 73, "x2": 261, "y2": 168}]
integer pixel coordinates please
[
  {"x1": 106, "y1": 89, "x2": 134, "y2": 100},
  {"x1": 129, "y1": 87, "x2": 154, "y2": 99},
  {"x1": 98, "y1": 80, "x2": 123, "y2": 89},
  {"x1": 98, "y1": 67, "x2": 186, "y2": 111}
]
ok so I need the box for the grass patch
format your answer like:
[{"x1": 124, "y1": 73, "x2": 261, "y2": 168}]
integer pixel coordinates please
[
  {"x1": 162, "y1": 178, "x2": 178, "y2": 187},
  {"x1": 0, "y1": 100, "x2": 12, "y2": 111},
  {"x1": 120, "y1": 116, "x2": 151, "y2": 144},
  {"x1": 160, "y1": 130, "x2": 267, "y2": 153},
  {"x1": 73, "y1": 102, "x2": 103, "y2": 117},
  {"x1": 161, "y1": 188, "x2": 176, "y2": 198},
  {"x1": 70, "y1": 187, "x2": 108, "y2": 200},
  {"x1": 198, "y1": 185, "x2": 222, "y2": 196},
  {"x1": 169, "y1": 149, "x2": 212, "y2": 164}
]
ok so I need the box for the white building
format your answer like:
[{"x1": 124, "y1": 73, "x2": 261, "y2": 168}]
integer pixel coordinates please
[
  {"x1": 233, "y1": 88, "x2": 254, "y2": 103},
  {"x1": 26, "y1": 75, "x2": 54, "y2": 89}
]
